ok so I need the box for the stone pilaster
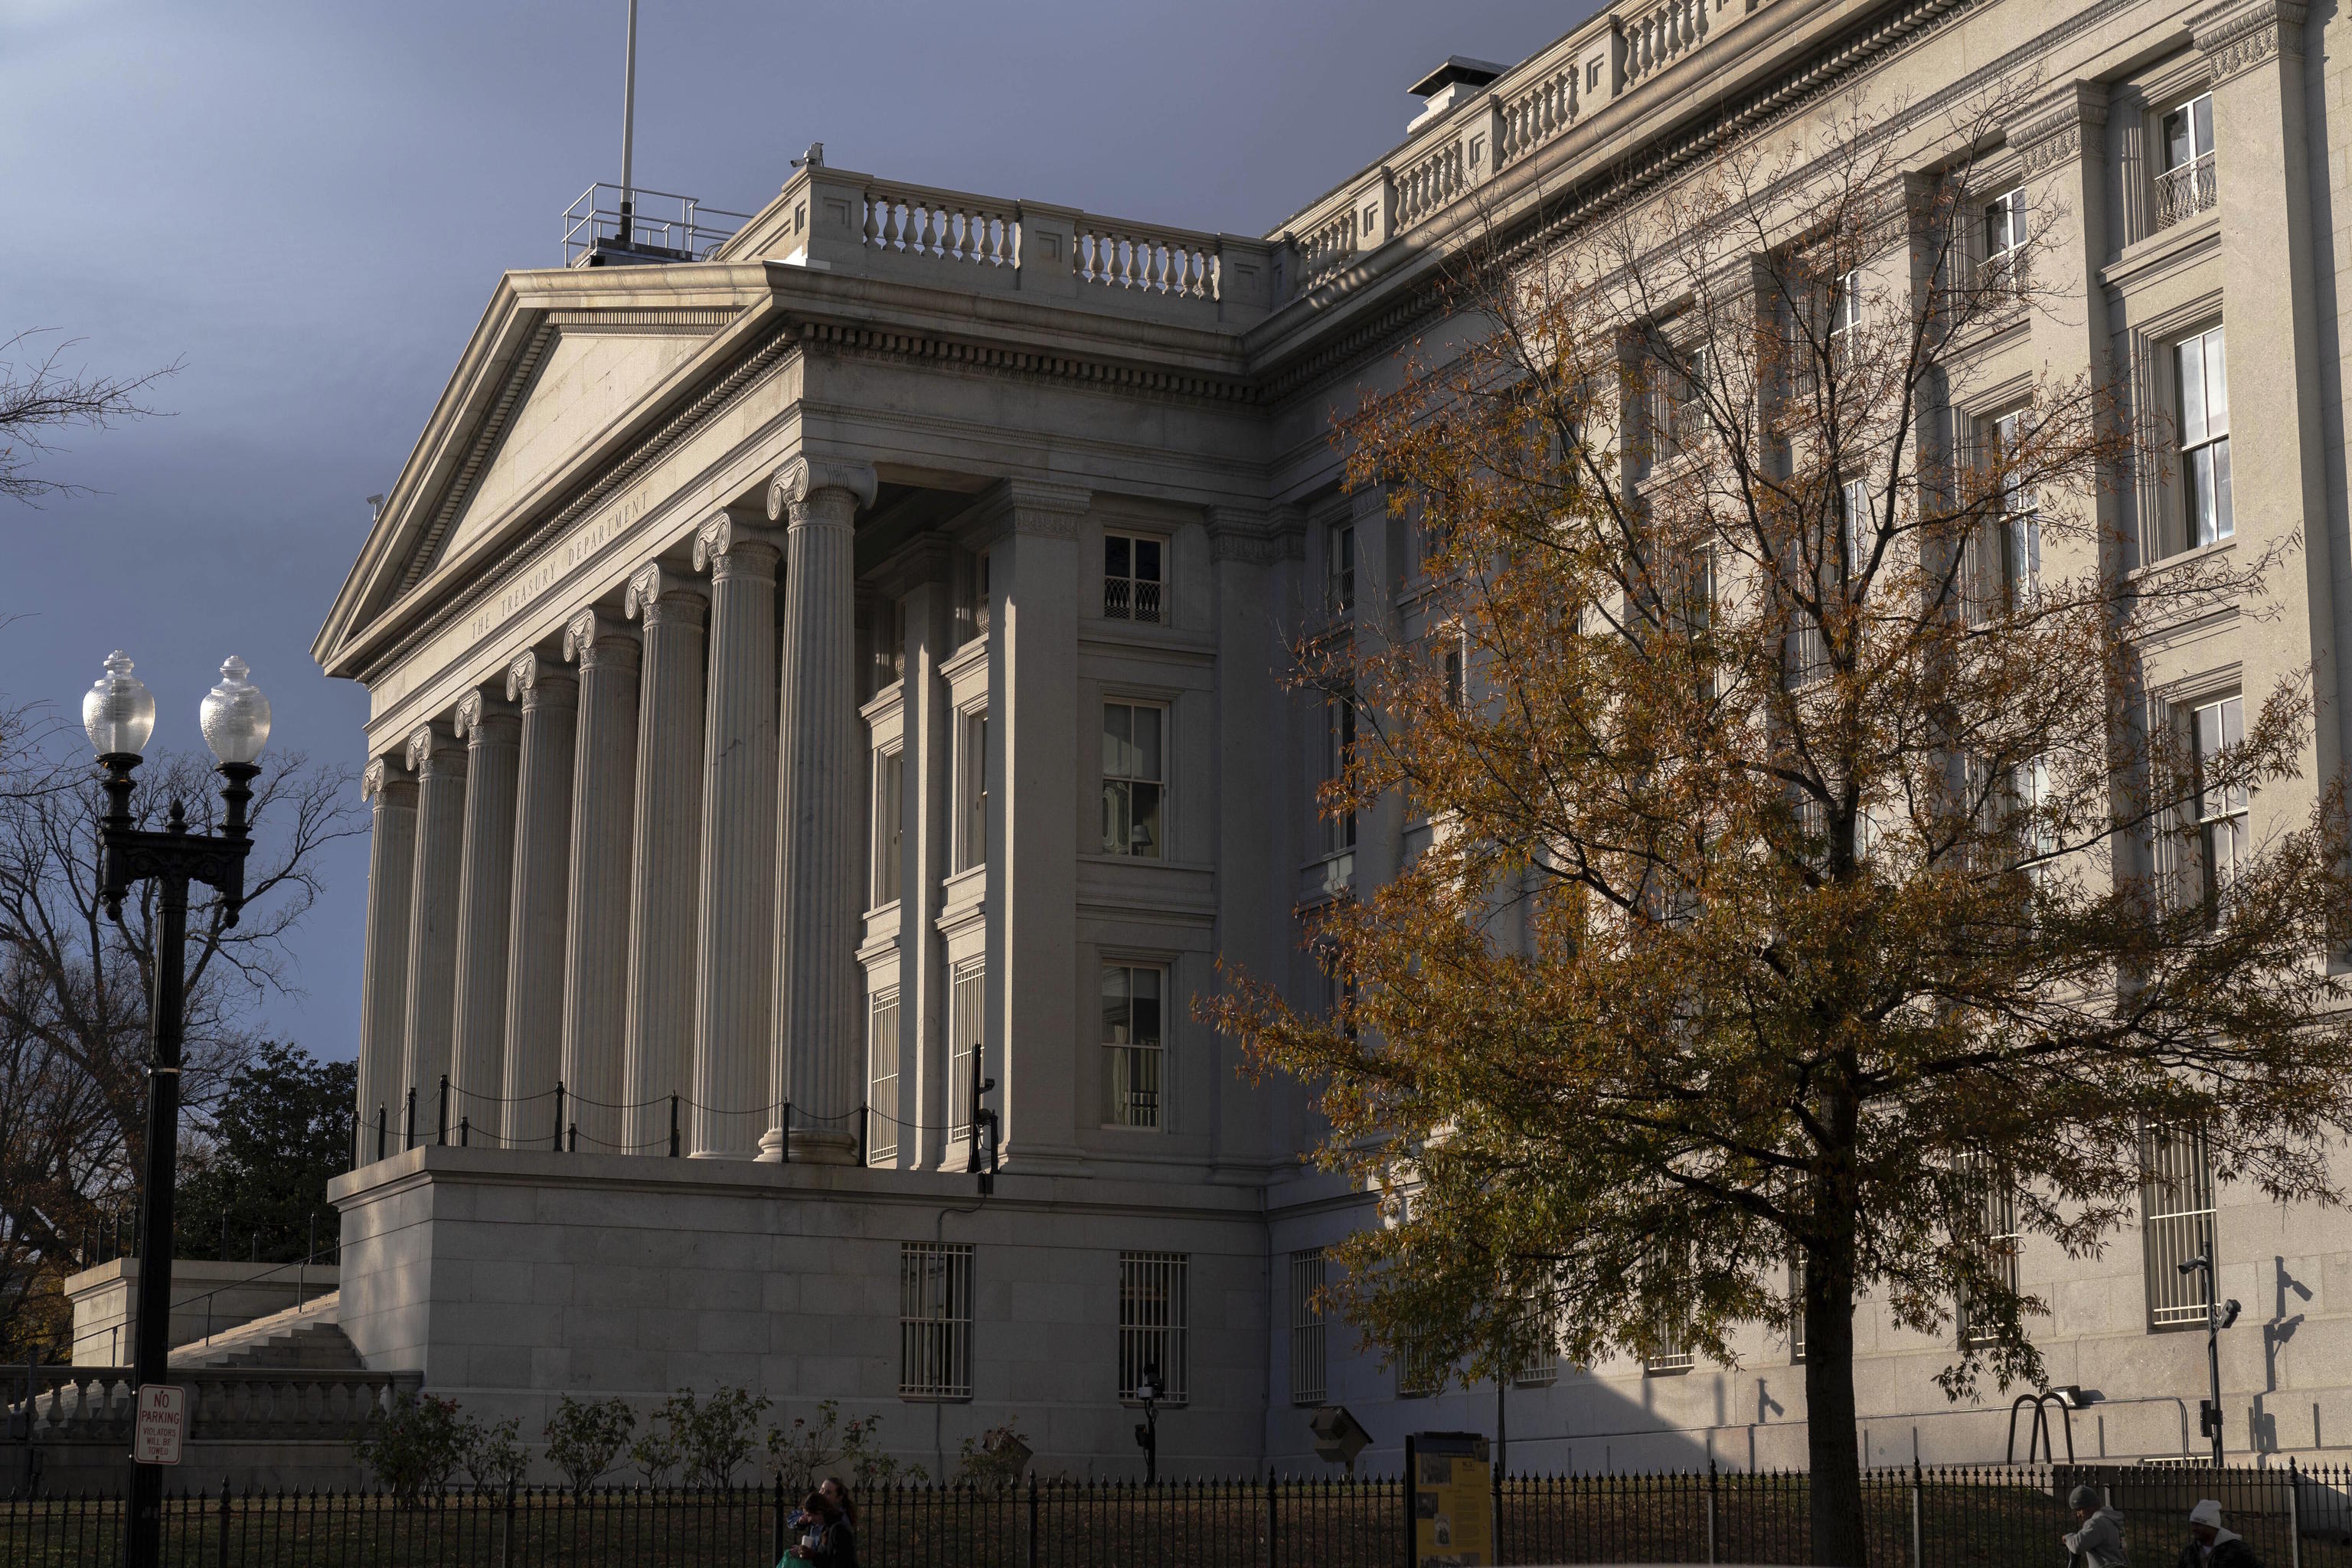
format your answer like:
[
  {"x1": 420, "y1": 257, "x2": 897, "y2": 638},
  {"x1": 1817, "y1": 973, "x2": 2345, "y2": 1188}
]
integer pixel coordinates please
[
  {"x1": 398, "y1": 721, "x2": 467, "y2": 1148},
  {"x1": 447, "y1": 684, "x2": 521, "y2": 1143},
  {"x1": 560, "y1": 606, "x2": 642, "y2": 1155},
  {"x1": 356, "y1": 756, "x2": 416, "y2": 1162},
  {"x1": 1207, "y1": 506, "x2": 1281, "y2": 1176},
  {"x1": 765, "y1": 457, "x2": 879, "y2": 1164},
  {"x1": 893, "y1": 543, "x2": 956, "y2": 1170},
  {"x1": 985, "y1": 480, "x2": 1090, "y2": 1168},
  {"x1": 621, "y1": 565, "x2": 709, "y2": 1155},
  {"x1": 2190, "y1": 0, "x2": 2342, "y2": 804},
  {"x1": 501, "y1": 649, "x2": 579, "y2": 1148},
  {"x1": 690, "y1": 509, "x2": 783, "y2": 1157}
]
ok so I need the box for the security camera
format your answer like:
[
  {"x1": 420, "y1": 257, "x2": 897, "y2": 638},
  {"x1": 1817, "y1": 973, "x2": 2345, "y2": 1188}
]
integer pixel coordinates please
[
  {"x1": 2221, "y1": 1299, "x2": 2242, "y2": 1329},
  {"x1": 2177, "y1": 1254, "x2": 2210, "y2": 1276}
]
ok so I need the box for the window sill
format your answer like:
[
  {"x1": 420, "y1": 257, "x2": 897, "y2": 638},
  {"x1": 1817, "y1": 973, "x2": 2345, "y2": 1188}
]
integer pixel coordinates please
[
  {"x1": 2128, "y1": 533, "x2": 2236, "y2": 582},
  {"x1": 897, "y1": 1393, "x2": 974, "y2": 1405},
  {"x1": 1098, "y1": 1122, "x2": 1165, "y2": 1134},
  {"x1": 2099, "y1": 207, "x2": 2220, "y2": 296}
]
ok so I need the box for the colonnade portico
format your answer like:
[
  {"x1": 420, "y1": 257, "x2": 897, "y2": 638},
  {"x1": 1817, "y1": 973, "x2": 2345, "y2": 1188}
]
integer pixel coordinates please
[{"x1": 352, "y1": 458, "x2": 884, "y2": 1164}]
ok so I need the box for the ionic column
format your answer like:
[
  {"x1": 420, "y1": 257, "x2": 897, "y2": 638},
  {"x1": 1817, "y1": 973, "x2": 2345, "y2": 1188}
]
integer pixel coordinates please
[
  {"x1": 560, "y1": 606, "x2": 642, "y2": 1155},
  {"x1": 448, "y1": 685, "x2": 521, "y2": 1142},
  {"x1": 356, "y1": 756, "x2": 417, "y2": 1162},
  {"x1": 690, "y1": 509, "x2": 782, "y2": 1157},
  {"x1": 501, "y1": 650, "x2": 578, "y2": 1147},
  {"x1": 764, "y1": 457, "x2": 878, "y2": 1164},
  {"x1": 399, "y1": 721, "x2": 468, "y2": 1148},
  {"x1": 621, "y1": 565, "x2": 708, "y2": 1155}
]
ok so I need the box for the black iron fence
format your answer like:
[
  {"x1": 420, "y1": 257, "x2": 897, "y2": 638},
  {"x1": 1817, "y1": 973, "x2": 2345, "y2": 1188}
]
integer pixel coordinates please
[{"x1": 6, "y1": 1463, "x2": 2351, "y2": 1567}]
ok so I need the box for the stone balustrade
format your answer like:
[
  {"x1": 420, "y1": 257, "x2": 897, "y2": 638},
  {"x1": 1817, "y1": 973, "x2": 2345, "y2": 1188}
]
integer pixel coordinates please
[
  {"x1": 1498, "y1": 60, "x2": 1583, "y2": 167},
  {"x1": 862, "y1": 181, "x2": 1021, "y2": 268},
  {"x1": 1073, "y1": 219, "x2": 1221, "y2": 300},
  {"x1": 1620, "y1": 0, "x2": 1716, "y2": 90},
  {"x1": 14, "y1": 1366, "x2": 421, "y2": 1446}
]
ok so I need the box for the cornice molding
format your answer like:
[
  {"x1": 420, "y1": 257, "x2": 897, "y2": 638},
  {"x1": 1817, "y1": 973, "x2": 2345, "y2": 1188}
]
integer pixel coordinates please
[
  {"x1": 792, "y1": 318, "x2": 1258, "y2": 407},
  {"x1": 2017, "y1": 80, "x2": 2109, "y2": 175},
  {"x1": 1205, "y1": 506, "x2": 1280, "y2": 564},
  {"x1": 2192, "y1": 0, "x2": 2303, "y2": 79},
  {"x1": 971, "y1": 479, "x2": 1094, "y2": 540}
]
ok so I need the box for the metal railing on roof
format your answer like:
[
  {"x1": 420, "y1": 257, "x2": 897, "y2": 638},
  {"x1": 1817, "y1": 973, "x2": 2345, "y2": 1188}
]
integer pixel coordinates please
[{"x1": 562, "y1": 183, "x2": 751, "y2": 267}]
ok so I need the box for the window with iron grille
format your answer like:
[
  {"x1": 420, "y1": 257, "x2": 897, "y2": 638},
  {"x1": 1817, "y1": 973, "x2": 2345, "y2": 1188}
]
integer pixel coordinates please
[
  {"x1": 1788, "y1": 1257, "x2": 1807, "y2": 1364},
  {"x1": 900, "y1": 1242, "x2": 973, "y2": 1399},
  {"x1": 1396, "y1": 1311, "x2": 1446, "y2": 1397},
  {"x1": 2157, "y1": 93, "x2": 2217, "y2": 229},
  {"x1": 1119, "y1": 1252, "x2": 1187, "y2": 1402},
  {"x1": 867, "y1": 988, "x2": 900, "y2": 1165},
  {"x1": 2177, "y1": 327, "x2": 2232, "y2": 550},
  {"x1": 2191, "y1": 695, "x2": 2247, "y2": 920},
  {"x1": 1101, "y1": 702, "x2": 1165, "y2": 858},
  {"x1": 1102, "y1": 963, "x2": 1164, "y2": 1129},
  {"x1": 1289, "y1": 1248, "x2": 1328, "y2": 1405},
  {"x1": 948, "y1": 957, "x2": 985, "y2": 1144},
  {"x1": 873, "y1": 745, "x2": 904, "y2": 906},
  {"x1": 1105, "y1": 532, "x2": 1165, "y2": 623},
  {"x1": 1328, "y1": 524, "x2": 1357, "y2": 616},
  {"x1": 2141, "y1": 1125, "x2": 2216, "y2": 1330},
  {"x1": 1645, "y1": 1246, "x2": 1695, "y2": 1374},
  {"x1": 1512, "y1": 1292, "x2": 1560, "y2": 1388},
  {"x1": 1955, "y1": 1156, "x2": 2021, "y2": 1348}
]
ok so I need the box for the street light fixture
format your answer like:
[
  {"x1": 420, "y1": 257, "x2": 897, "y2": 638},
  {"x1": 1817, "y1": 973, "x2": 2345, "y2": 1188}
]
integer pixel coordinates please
[
  {"x1": 1134, "y1": 1362, "x2": 1161, "y2": 1484},
  {"x1": 87, "y1": 652, "x2": 269, "y2": 1568},
  {"x1": 2177, "y1": 1253, "x2": 2241, "y2": 1466}
]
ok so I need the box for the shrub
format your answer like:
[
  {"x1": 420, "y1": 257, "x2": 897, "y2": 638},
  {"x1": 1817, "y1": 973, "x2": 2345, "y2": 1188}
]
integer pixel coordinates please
[
  {"x1": 628, "y1": 1413, "x2": 680, "y2": 1488},
  {"x1": 661, "y1": 1386, "x2": 769, "y2": 1488},
  {"x1": 356, "y1": 1391, "x2": 466, "y2": 1507},
  {"x1": 458, "y1": 1413, "x2": 528, "y2": 1492},
  {"x1": 955, "y1": 1423, "x2": 1034, "y2": 1491},
  {"x1": 770, "y1": 1400, "x2": 925, "y2": 1494},
  {"x1": 544, "y1": 1394, "x2": 635, "y2": 1497}
]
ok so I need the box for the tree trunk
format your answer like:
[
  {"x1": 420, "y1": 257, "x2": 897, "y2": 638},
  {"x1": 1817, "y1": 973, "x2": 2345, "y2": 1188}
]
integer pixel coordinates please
[{"x1": 1803, "y1": 1226, "x2": 1867, "y2": 1567}]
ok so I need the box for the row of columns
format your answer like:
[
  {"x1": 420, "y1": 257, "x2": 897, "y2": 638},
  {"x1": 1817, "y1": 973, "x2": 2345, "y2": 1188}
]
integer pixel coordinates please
[{"x1": 353, "y1": 458, "x2": 877, "y2": 1162}]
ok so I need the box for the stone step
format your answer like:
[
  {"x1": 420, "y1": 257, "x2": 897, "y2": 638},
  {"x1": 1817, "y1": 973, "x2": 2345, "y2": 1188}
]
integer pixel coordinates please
[{"x1": 171, "y1": 1289, "x2": 354, "y2": 1369}]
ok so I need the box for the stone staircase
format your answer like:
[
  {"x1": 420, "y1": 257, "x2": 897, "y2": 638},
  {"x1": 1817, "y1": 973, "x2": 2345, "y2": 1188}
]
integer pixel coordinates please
[{"x1": 170, "y1": 1289, "x2": 358, "y2": 1370}]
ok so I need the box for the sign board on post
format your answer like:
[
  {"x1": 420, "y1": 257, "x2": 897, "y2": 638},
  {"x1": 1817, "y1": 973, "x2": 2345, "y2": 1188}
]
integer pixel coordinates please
[
  {"x1": 1409, "y1": 1431, "x2": 1492, "y2": 1568},
  {"x1": 132, "y1": 1383, "x2": 185, "y2": 1465}
]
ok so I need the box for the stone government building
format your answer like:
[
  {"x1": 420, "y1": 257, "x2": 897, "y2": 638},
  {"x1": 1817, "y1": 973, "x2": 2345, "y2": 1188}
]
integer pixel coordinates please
[{"x1": 312, "y1": 0, "x2": 2352, "y2": 1475}]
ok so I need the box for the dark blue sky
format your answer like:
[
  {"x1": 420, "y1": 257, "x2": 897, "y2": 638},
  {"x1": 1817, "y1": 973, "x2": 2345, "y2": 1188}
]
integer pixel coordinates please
[{"x1": 0, "y1": 0, "x2": 1585, "y2": 1061}]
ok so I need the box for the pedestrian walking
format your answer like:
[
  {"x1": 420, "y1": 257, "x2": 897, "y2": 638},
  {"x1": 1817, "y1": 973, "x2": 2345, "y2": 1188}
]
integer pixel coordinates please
[
  {"x1": 2065, "y1": 1483, "x2": 2130, "y2": 1567},
  {"x1": 780, "y1": 1488, "x2": 859, "y2": 1568},
  {"x1": 2174, "y1": 1498, "x2": 2261, "y2": 1568}
]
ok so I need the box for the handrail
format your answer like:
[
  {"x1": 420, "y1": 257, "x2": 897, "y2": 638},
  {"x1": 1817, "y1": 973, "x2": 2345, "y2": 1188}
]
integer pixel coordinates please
[{"x1": 61, "y1": 1239, "x2": 343, "y2": 1362}]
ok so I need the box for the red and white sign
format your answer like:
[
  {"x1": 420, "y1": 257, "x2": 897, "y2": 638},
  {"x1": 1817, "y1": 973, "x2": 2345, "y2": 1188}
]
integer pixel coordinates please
[{"x1": 132, "y1": 1383, "x2": 185, "y2": 1465}]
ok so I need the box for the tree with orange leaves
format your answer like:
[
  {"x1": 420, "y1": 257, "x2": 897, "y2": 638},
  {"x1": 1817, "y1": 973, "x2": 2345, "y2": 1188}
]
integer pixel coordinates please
[{"x1": 1206, "y1": 90, "x2": 2352, "y2": 1563}]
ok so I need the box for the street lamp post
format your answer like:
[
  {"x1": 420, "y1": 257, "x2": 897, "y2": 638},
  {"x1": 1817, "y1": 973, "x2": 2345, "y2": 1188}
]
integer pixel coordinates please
[
  {"x1": 2177, "y1": 1253, "x2": 2242, "y2": 1467},
  {"x1": 85, "y1": 652, "x2": 270, "y2": 1568},
  {"x1": 1134, "y1": 1363, "x2": 1161, "y2": 1484}
]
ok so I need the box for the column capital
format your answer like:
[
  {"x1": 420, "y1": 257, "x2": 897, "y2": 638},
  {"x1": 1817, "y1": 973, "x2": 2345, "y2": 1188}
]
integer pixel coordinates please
[
  {"x1": 453, "y1": 685, "x2": 519, "y2": 743},
  {"x1": 625, "y1": 562, "x2": 709, "y2": 628},
  {"x1": 693, "y1": 508, "x2": 782, "y2": 579},
  {"x1": 507, "y1": 648, "x2": 580, "y2": 709},
  {"x1": 406, "y1": 720, "x2": 466, "y2": 779},
  {"x1": 2191, "y1": 0, "x2": 2305, "y2": 79},
  {"x1": 975, "y1": 479, "x2": 1093, "y2": 539},
  {"x1": 768, "y1": 456, "x2": 878, "y2": 521},
  {"x1": 564, "y1": 606, "x2": 643, "y2": 671},
  {"x1": 2017, "y1": 80, "x2": 2110, "y2": 175},
  {"x1": 1205, "y1": 505, "x2": 1281, "y2": 564},
  {"x1": 363, "y1": 756, "x2": 416, "y2": 803}
]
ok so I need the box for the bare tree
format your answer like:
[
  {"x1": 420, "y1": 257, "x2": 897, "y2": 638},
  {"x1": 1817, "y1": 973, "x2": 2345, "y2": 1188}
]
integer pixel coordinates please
[{"x1": 0, "y1": 330, "x2": 179, "y2": 505}]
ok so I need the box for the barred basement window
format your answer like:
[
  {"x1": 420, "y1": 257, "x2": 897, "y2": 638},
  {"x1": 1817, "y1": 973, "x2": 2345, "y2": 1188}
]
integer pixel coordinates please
[
  {"x1": 1119, "y1": 1252, "x2": 1187, "y2": 1402},
  {"x1": 1105, "y1": 532, "x2": 1165, "y2": 622},
  {"x1": 1396, "y1": 1312, "x2": 1445, "y2": 1398},
  {"x1": 1955, "y1": 1156, "x2": 2020, "y2": 1349},
  {"x1": 1512, "y1": 1296, "x2": 1560, "y2": 1388},
  {"x1": 1788, "y1": 1258, "x2": 1807, "y2": 1364},
  {"x1": 1645, "y1": 1246, "x2": 1695, "y2": 1374},
  {"x1": 1289, "y1": 1248, "x2": 1328, "y2": 1405},
  {"x1": 948, "y1": 957, "x2": 985, "y2": 1143},
  {"x1": 900, "y1": 1242, "x2": 973, "y2": 1399},
  {"x1": 867, "y1": 988, "x2": 900, "y2": 1165},
  {"x1": 2142, "y1": 1125, "x2": 2216, "y2": 1330}
]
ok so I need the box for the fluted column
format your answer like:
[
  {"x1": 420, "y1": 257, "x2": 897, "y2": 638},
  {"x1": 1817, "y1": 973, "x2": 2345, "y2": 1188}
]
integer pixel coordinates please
[
  {"x1": 690, "y1": 509, "x2": 782, "y2": 1157},
  {"x1": 501, "y1": 650, "x2": 578, "y2": 1148},
  {"x1": 356, "y1": 756, "x2": 417, "y2": 1163},
  {"x1": 447, "y1": 685, "x2": 521, "y2": 1143},
  {"x1": 399, "y1": 721, "x2": 468, "y2": 1149},
  {"x1": 764, "y1": 457, "x2": 878, "y2": 1164},
  {"x1": 622, "y1": 565, "x2": 708, "y2": 1155},
  {"x1": 560, "y1": 606, "x2": 642, "y2": 1155}
]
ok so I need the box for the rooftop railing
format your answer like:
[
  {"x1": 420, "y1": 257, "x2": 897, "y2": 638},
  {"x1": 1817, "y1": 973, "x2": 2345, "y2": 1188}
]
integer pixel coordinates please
[{"x1": 563, "y1": 183, "x2": 752, "y2": 267}]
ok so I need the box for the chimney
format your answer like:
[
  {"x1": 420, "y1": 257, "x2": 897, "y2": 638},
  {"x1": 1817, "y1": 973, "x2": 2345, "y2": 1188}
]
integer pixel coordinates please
[{"x1": 1406, "y1": 55, "x2": 1508, "y2": 134}]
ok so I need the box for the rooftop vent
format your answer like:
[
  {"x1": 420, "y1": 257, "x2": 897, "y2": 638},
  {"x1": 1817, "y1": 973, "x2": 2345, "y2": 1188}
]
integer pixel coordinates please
[{"x1": 1406, "y1": 55, "x2": 1508, "y2": 134}]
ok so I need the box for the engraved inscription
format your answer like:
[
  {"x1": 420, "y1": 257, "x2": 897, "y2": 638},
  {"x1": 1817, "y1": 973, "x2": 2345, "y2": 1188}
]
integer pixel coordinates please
[{"x1": 463, "y1": 486, "x2": 650, "y2": 643}]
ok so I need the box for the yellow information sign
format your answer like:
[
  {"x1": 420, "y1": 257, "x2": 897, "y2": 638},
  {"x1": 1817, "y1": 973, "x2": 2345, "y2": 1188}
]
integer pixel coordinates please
[{"x1": 1410, "y1": 1432, "x2": 1493, "y2": 1568}]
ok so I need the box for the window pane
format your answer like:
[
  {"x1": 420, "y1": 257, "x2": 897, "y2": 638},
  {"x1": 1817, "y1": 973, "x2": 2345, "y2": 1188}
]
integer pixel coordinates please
[
  {"x1": 1102, "y1": 779, "x2": 1128, "y2": 854},
  {"x1": 1135, "y1": 706, "x2": 1162, "y2": 780},
  {"x1": 2203, "y1": 329, "x2": 2228, "y2": 437},
  {"x1": 2193, "y1": 94, "x2": 2213, "y2": 158},
  {"x1": 2178, "y1": 338, "x2": 2207, "y2": 445},
  {"x1": 2164, "y1": 107, "x2": 2191, "y2": 171},
  {"x1": 1132, "y1": 782, "x2": 1161, "y2": 857},
  {"x1": 1132, "y1": 966, "x2": 1161, "y2": 1046},
  {"x1": 1103, "y1": 965, "x2": 1132, "y2": 1042},
  {"x1": 1136, "y1": 538, "x2": 1161, "y2": 583},
  {"x1": 1106, "y1": 534, "x2": 1130, "y2": 578},
  {"x1": 1104, "y1": 702, "x2": 1132, "y2": 777},
  {"x1": 2212, "y1": 437, "x2": 2233, "y2": 540}
]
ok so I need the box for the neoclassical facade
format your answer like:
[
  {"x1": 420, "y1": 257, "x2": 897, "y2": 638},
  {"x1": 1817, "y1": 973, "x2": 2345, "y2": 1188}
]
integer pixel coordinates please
[{"x1": 320, "y1": 0, "x2": 2352, "y2": 1475}]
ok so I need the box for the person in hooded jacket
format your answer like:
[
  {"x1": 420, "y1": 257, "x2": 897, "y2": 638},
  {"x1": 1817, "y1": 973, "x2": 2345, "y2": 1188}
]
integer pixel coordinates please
[
  {"x1": 2174, "y1": 1498, "x2": 2262, "y2": 1568},
  {"x1": 2065, "y1": 1483, "x2": 2130, "y2": 1567}
]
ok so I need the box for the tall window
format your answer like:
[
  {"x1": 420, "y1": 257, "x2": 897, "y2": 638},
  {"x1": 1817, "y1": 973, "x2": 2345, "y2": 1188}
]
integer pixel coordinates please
[
  {"x1": 1328, "y1": 523, "x2": 1357, "y2": 616},
  {"x1": 2157, "y1": 93, "x2": 2218, "y2": 228},
  {"x1": 2177, "y1": 327, "x2": 2232, "y2": 549},
  {"x1": 900, "y1": 1242, "x2": 973, "y2": 1398},
  {"x1": 1119, "y1": 1252, "x2": 1187, "y2": 1401},
  {"x1": 1828, "y1": 269, "x2": 1864, "y2": 365},
  {"x1": 867, "y1": 988, "x2": 900, "y2": 1165},
  {"x1": 1788, "y1": 1258, "x2": 1807, "y2": 1364},
  {"x1": 873, "y1": 746, "x2": 903, "y2": 906},
  {"x1": 958, "y1": 710, "x2": 988, "y2": 871},
  {"x1": 874, "y1": 595, "x2": 906, "y2": 691},
  {"x1": 1396, "y1": 1308, "x2": 1445, "y2": 1397},
  {"x1": 948, "y1": 957, "x2": 985, "y2": 1143},
  {"x1": 1955, "y1": 1156, "x2": 2021, "y2": 1348},
  {"x1": 1102, "y1": 963, "x2": 1165, "y2": 1129},
  {"x1": 1645, "y1": 1246, "x2": 1695, "y2": 1374},
  {"x1": 1289, "y1": 1248, "x2": 1328, "y2": 1405},
  {"x1": 1101, "y1": 702, "x2": 1165, "y2": 858},
  {"x1": 1512, "y1": 1289, "x2": 1560, "y2": 1387},
  {"x1": 1321, "y1": 694, "x2": 1358, "y2": 858},
  {"x1": 1442, "y1": 639, "x2": 1465, "y2": 710},
  {"x1": 1989, "y1": 410, "x2": 2040, "y2": 605},
  {"x1": 2191, "y1": 694, "x2": 2248, "y2": 916},
  {"x1": 1105, "y1": 532, "x2": 1165, "y2": 623},
  {"x1": 1981, "y1": 186, "x2": 2028, "y2": 292},
  {"x1": 1841, "y1": 476, "x2": 1870, "y2": 580},
  {"x1": 1654, "y1": 340, "x2": 1710, "y2": 462},
  {"x1": 958, "y1": 552, "x2": 991, "y2": 645},
  {"x1": 2141, "y1": 1125, "x2": 2216, "y2": 1329},
  {"x1": 2014, "y1": 754, "x2": 2057, "y2": 888}
]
